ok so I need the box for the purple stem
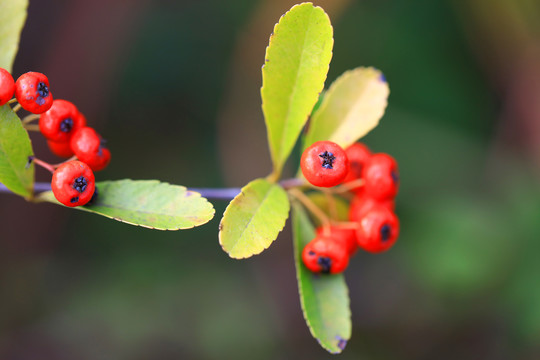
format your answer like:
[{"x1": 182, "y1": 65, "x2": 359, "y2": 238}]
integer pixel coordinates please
[{"x1": 0, "y1": 178, "x2": 305, "y2": 201}]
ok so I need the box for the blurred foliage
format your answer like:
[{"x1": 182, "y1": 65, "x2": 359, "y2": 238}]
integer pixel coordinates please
[{"x1": 2, "y1": 0, "x2": 540, "y2": 359}]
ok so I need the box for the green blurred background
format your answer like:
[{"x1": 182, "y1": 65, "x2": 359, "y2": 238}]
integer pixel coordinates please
[{"x1": 2, "y1": 0, "x2": 540, "y2": 358}]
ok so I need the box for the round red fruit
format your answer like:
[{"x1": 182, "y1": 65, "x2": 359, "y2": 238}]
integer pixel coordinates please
[
  {"x1": 51, "y1": 160, "x2": 95, "y2": 207},
  {"x1": 39, "y1": 99, "x2": 86, "y2": 142},
  {"x1": 47, "y1": 140, "x2": 74, "y2": 158},
  {"x1": 341, "y1": 142, "x2": 372, "y2": 188},
  {"x1": 302, "y1": 235, "x2": 349, "y2": 274},
  {"x1": 15, "y1": 72, "x2": 53, "y2": 114},
  {"x1": 70, "y1": 127, "x2": 111, "y2": 171},
  {"x1": 356, "y1": 205, "x2": 399, "y2": 253},
  {"x1": 301, "y1": 141, "x2": 349, "y2": 187},
  {"x1": 349, "y1": 192, "x2": 395, "y2": 222},
  {"x1": 362, "y1": 153, "x2": 399, "y2": 200},
  {"x1": 0, "y1": 68, "x2": 15, "y2": 106},
  {"x1": 315, "y1": 226, "x2": 358, "y2": 256}
]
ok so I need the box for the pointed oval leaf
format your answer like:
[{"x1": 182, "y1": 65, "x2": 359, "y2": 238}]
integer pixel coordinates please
[
  {"x1": 292, "y1": 202, "x2": 351, "y2": 354},
  {"x1": 303, "y1": 67, "x2": 389, "y2": 150},
  {"x1": 37, "y1": 180, "x2": 215, "y2": 230},
  {"x1": 219, "y1": 178, "x2": 290, "y2": 259},
  {"x1": 261, "y1": 2, "x2": 333, "y2": 178},
  {"x1": 0, "y1": 105, "x2": 34, "y2": 198},
  {"x1": 0, "y1": 0, "x2": 28, "y2": 71}
]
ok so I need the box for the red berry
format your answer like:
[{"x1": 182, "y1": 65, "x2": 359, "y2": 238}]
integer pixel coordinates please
[
  {"x1": 47, "y1": 140, "x2": 74, "y2": 158},
  {"x1": 14, "y1": 72, "x2": 53, "y2": 114},
  {"x1": 315, "y1": 226, "x2": 357, "y2": 255},
  {"x1": 51, "y1": 160, "x2": 95, "y2": 207},
  {"x1": 362, "y1": 153, "x2": 399, "y2": 200},
  {"x1": 70, "y1": 127, "x2": 111, "y2": 171},
  {"x1": 301, "y1": 141, "x2": 349, "y2": 187},
  {"x1": 39, "y1": 99, "x2": 86, "y2": 142},
  {"x1": 356, "y1": 205, "x2": 399, "y2": 253},
  {"x1": 341, "y1": 142, "x2": 372, "y2": 188},
  {"x1": 349, "y1": 192, "x2": 395, "y2": 222},
  {"x1": 302, "y1": 235, "x2": 349, "y2": 274},
  {"x1": 0, "y1": 68, "x2": 15, "y2": 106}
]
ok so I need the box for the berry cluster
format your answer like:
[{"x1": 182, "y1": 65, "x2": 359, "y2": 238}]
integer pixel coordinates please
[
  {"x1": 300, "y1": 141, "x2": 400, "y2": 274},
  {"x1": 1, "y1": 68, "x2": 111, "y2": 207}
]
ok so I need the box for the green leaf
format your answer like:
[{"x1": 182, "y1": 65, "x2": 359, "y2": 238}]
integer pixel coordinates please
[
  {"x1": 37, "y1": 180, "x2": 215, "y2": 230},
  {"x1": 292, "y1": 202, "x2": 351, "y2": 354},
  {"x1": 261, "y1": 2, "x2": 333, "y2": 179},
  {"x1": 0, "y1": 105, "x2": 34, "y2": 198},
  {"x1": 219, "y1": 178, "x2": 290, "y2": 259},
  {"x1": 0, "y1": 0, "x2": 28, "y2": 71},
  {"x1": 303, "y1": 67, "x2": 389, "y2": 150}
]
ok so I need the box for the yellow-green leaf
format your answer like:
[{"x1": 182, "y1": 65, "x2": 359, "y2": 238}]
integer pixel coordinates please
[
  {"x1": 0, "y1": 105, "x2": 34, "y2": 198},
  {"x1": 219, "y1": 178, "x2": 290, "y2": 259},
  {"x1": 303, "y1": 67, "x2": 389, "y2": 150},
  {"x1": 292, "y1": 202, "x2": 351, "y2": 354},
  {"x1": 37, "y1": 180, "x2": 215, "y2": 230},
  {"x1": 0, "y1": 0, "x2": 28, "y2": 71},
  {"x1": 261, "y1": 2, "x2": 333, "y2": 179}
]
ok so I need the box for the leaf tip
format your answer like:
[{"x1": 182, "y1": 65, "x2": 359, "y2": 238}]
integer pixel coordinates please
[{"x1": 336, "y1": 336, "x2": 348, "y2": 352}]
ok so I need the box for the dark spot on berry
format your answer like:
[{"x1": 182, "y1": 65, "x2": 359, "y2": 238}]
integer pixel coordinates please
[
  {"x1": 60, "y1": 118, "x2": 73, "y2": 132},
  {"x1": 70, "y1": 196, "x2": 79, "y2": 204},
  {"x1": 317, "y1": 256, "x2": 332, "y2": 273},
  {"x1": 72, "y1": 176, "x2": 88, "y2": 193},
  {"x1": 391, "y1": 170, "x2": 399, "y2": 183},
  {"x1": 319, "y1": 151, "x2": 336, "y2": 169},
  {"x1": 379, "y1": 73, "x2": 387, "y2": 82},
  {"x1": 380, "y1": 224, "x2": 392, "y2": 242},
  {"x1": 37, "y1": 82, "x2": 49, "y2": 97},
  {"x1": 336, "y1": 337, "x2": 347, "y2": 350},
  {"x1": 308, "y1": 250, "x2": 316, "y2": 256}
]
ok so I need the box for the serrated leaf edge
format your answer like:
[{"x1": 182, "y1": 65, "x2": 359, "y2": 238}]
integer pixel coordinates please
[
  {"x1": 218, "y1": 179, "x2": 290, "y2": 259},
  {"x1": 35, "y1": 179, "x2": 215, "y2": 231},
  {"x1": 261, "y1": 2, "x2": 334, "y2": 178}
]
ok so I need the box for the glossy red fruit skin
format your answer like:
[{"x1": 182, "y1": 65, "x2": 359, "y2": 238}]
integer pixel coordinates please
[
  {"x1": 349, "y1": 192, "x2": 395, "y2": 222},
  {"x1": 39, "y1": 99, "x2": 86, "y2": 142},
  {"x1": 0, "y1": 68, "x2": 15, "y2": 106},
  {"x1": 70, "y1": 127, "x2": 111, "y2": 171},
  {"x1": 51, "y1": 160, "x2": 95, "y2": 207},
  {"x1": 14, "y1": 72, "x2": 53, "y2": 114},
  {"x1": 47, "y1": 140, "x2": 74, "y2": 158},
  {"x1": 356, "y1": 205, "x2": 399, "y2": 253},
  {"x1": 302, "y1": 235, "x2": 349, "y2": 274},
  {"x1": 341, "y1": 142, "x2": 372, "y2": 189},
  {"x1": 315, "y1": 226, "x2": 358, "y2": 256},
  {"x1": 301, "y1": 141, "x2": 349, "y2": 187},
  {"x1": 362, "y1": 153, "x2": 399, "y2": 200}
]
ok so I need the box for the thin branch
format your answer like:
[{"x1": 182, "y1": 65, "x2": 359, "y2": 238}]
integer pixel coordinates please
[
  {"x1": 0, "y1": 181, "x2": 243, "y2": 200},
  {"x1": 0, "y1": 177, "x2": 311, "y2": 201},
  {"x1": 288, "y1": 187, "x2": 331, "y2": 230},
  {"x1": 21, "y1": 114, "x2": 40, "y2": 125}
]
